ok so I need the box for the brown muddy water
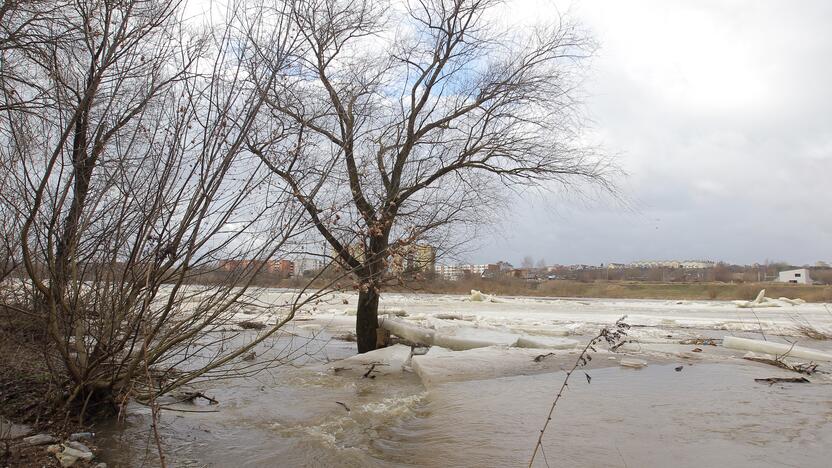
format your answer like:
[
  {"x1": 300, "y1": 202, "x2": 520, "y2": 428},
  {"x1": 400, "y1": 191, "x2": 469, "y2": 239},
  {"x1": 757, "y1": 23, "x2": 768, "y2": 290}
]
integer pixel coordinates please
[{"x1": 96, "y1": 328, "x2": 832, "y2": 468}]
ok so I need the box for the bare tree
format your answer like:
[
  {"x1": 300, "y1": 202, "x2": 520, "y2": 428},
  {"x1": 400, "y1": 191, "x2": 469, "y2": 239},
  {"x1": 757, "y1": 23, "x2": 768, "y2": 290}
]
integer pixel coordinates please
[
  {"x1": 1, "y1": 0, "x2": 329, "y2": 421},
  {"x1": 248, "y1": 0, "x2": 614, "y2": 352},
  {"x1": 0, "y1": 0, "x2": 73, "y2": 281}
]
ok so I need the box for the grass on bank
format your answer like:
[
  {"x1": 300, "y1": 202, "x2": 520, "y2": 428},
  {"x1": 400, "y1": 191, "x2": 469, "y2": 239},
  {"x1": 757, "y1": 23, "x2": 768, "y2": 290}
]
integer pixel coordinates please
[{"x1": 391, "y1": 279, "x2": 832, "y2": 302}]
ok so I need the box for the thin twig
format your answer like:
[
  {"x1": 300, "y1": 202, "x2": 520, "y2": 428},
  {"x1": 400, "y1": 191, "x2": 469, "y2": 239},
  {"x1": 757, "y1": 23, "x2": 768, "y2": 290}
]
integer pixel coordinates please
[
  {"x1": 529, "y1": 317, "x2": 629, "y2": 467},
  {"x1": 749, "y1": 307, "x2": 766, "y2": 341},
  {"x1": 142, "y1": 332, "x2": 166, "y2": 468}
]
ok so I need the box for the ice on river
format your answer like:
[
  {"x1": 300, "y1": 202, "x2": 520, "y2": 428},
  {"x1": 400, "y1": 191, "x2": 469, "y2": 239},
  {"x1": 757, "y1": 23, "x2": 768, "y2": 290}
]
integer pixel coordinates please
[
  {"x1": 97, "y1": 289, "x2": 832, "y2": 467},
  {"x1": 411, "y1": 346, "x2": 574, "y2": 386}
]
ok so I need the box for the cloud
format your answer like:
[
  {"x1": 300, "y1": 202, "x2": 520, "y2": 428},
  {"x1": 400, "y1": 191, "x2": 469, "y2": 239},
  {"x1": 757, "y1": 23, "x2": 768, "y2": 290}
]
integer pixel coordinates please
[{"x1": 475, "y1": 0, "x2": 832, "y2": 265}]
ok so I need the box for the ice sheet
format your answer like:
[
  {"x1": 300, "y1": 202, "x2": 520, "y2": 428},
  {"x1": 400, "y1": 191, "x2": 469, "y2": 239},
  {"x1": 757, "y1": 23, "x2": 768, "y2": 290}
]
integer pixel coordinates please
[
  {"x1": 329, "y1": 344, "x2": 413, "y2": 376},
  {"x1": 411, "y1": 346, "x2": 568, "y2": 386},
  {"x1": 515, "y1": 335, "x2": 578, "y2": 349},
  {"x1": 722, "y1": 336, "x2": 832, "y2": 361}
]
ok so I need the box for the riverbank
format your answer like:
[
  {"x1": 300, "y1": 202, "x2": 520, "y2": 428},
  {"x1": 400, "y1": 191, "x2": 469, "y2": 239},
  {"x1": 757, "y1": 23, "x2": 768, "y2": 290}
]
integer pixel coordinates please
[
  {"x1": 389, "y1": 279, "x2": 832, "y2": 302},
  {"x1": 254, "y1": 276, "x2": 832, "y2": 302}
]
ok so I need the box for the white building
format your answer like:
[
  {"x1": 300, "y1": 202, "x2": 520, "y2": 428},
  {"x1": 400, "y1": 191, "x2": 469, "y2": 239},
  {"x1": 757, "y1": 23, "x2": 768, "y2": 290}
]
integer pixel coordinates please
[
  {"x1": 628, "y1": 260, "x2": 714, "y2": 269},
  {"x1": 294, "y1": 257, "x2": 326, "y2": 275},
  {"x1": 680, "y1": 260, "x2": 716, "y2": 269},
  {"x1": 434, "y1": 264, "x2": 465, "y2": 281},
  {"x1": 777, "y1": 268, "x2": 812, "y2": 285}
]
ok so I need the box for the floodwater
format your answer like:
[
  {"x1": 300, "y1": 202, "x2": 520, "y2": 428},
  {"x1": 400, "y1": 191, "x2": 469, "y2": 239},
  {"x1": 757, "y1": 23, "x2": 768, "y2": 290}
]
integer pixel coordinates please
[{"x1": 96, "y1": 292, "x2": 832, "y2": 467}]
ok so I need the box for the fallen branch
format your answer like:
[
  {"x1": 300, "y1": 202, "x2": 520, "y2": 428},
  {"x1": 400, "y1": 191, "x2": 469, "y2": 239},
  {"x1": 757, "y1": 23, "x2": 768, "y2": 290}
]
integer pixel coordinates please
[
  {"x1": 743, "y1": 355, "x2": 818, "y2": 375},
  {"x1": 181, "y1": 392, "x2": 219, "y2": 405},
  {"x1": 679, "y1": 338, "x2": 720, "y2": 346},
  {"x1": 754, "y1": 377, "x2": 810, "y2": 385},
  {"x1": 533, "y1": 353, "x2": 555, "y2": 362},
  {"x1": 159, "y1": 407, "x2": 221, "y2": 413},
  {"x1": 363, "y1": 363, "x2": 386, "y2": 379},
  {"x1": 335, "y1": 401, "x2": 350, "y2": 412}
]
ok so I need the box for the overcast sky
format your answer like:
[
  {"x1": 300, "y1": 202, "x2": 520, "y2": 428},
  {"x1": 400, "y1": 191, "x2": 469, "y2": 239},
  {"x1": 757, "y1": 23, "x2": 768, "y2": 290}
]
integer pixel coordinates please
[{"x1": 470, "y1": 0, "x2": 832, "y2": 267}]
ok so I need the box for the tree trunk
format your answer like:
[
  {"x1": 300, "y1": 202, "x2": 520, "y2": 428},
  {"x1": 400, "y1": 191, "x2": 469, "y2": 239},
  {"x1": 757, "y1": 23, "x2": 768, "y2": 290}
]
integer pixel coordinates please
[{"x1": 356, "y1": 288, "x2": 380, "y2": 353}]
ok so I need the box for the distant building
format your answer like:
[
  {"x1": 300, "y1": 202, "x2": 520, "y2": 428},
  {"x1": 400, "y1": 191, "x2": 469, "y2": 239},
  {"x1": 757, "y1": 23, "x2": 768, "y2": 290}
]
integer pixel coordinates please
[
  {"x1": 218, "y1": 259, "x2": 246, "y2": 271},
  {"x1": 777, "y1": 268, "x2": 812, "y2": 285},
  {"x1": 328, "y1": 242, "x2": 366, "y2": 268},
  {"x1": 628, "y1": 260, "x2": 714, "y2": 269},
  {"x1": 410, "y1": 244, "x2": 436, "y2": 272},
  {"x1": 470, "y1": 264, "x2": 499, "y2": 275},
  {"x1": 275, "y1": 259, "x2": 294, "y2": 276},
  {"x1": 390, "y1": 243, "x2": 436, "y2": 274},
  {"x1": 435, "y1": 264, "x2": 465, "y2": 281},
  {"x1": 295, "y1": 257, "x2": 326, "y2": 276}
]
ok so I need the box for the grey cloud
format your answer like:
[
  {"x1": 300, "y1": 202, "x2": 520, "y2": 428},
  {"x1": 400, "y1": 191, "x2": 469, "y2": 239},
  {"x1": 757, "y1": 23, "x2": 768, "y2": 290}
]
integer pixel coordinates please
[{"x1": 472, "y1": 0, "x2": 832, "y2": 266}]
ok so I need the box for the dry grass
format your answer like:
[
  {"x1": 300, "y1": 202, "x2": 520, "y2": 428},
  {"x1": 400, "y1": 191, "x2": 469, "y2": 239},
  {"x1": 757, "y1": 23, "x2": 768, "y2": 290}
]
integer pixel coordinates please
[
  {"x1": 238, "y1": 320, "x2": 267, "y2": 330},
  {"x1": 394, "y1": 279, "x2": 832, "y2": 302},
  {"x1": 0, "y1": 305, "x2": 67, "y2": 431},
  {"x1": 791, "y1": 316, "x2": 832, "y2": 340},
  {"x1": 794, "y1": 324, "x2": 832, "y2": 340}
]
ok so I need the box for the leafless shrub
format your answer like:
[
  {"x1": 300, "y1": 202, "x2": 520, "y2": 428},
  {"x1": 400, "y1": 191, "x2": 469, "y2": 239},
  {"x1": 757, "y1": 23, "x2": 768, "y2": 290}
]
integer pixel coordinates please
[{"x1": 0, "y1": 0, "x2": 339, "y2": 424}]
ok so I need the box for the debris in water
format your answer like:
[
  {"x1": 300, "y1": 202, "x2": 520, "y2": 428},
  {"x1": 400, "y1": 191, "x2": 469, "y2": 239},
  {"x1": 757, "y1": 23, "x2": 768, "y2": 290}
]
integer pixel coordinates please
[
  {"x1": 675, "y1": 366, "x2": 684, "y2": 372},
  {"x1": 680, "y1": 338, "x2": 720, "y2": 346},
  {"x1": 363, "y1": 363, "x2": 382, "y2": 378},
  {"x1": 754, "y1": 377, "x2": 810, "y2": 385},
  {"x1": 691, "y1": 348, "x2": 703, "y2": 353},
  {"x1": 619, "y1": 358, "x2": 647, "y2": 369},
  {"x1": 335, "y1": 401, "x2": 351, "y2": 412},
  {"x1": 181, "y1": 391, "x2": 219, "y2": 405},
  {"x1": 238, "y1": 320, "x2": 266, "y2": 330},
  {"x1": 534, "y1": 352, "x2": 555, "y2": 362},
  {"x1": 742, "y1": 352, "x2": 818, "y2": 375}
]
